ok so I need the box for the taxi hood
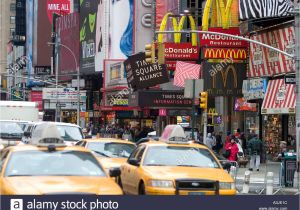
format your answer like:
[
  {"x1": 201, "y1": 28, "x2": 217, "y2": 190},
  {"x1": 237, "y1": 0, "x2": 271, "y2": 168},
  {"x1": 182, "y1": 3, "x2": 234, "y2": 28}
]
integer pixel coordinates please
[
  {"x1": 4, "y1": 176, "x2": 122, "y2": 195},
  {"x1": 142, "y1": 166, "x2": 234, "y2": 182}
]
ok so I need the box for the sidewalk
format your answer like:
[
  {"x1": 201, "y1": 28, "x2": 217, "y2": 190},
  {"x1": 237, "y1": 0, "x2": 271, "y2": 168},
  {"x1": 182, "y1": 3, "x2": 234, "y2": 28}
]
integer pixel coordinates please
[
  {"x1": 234, "y1": 161, "x2": 300, "y2": 194},
  {"x1": 236, "y1": 162, "x2": 281, "y2": 184}
]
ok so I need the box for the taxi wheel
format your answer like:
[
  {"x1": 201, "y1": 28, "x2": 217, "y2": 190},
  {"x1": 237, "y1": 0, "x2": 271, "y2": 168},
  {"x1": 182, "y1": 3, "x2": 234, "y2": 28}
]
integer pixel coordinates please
[{"x1": 138, "y1": 182, "x2": 146, "y2": 195}]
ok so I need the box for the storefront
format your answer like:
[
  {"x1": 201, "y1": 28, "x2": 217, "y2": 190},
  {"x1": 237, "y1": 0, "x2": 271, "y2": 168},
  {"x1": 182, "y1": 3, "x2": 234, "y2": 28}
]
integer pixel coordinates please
[{"x1": 261, "y1": 79, "x2": 296, "y2": 161}]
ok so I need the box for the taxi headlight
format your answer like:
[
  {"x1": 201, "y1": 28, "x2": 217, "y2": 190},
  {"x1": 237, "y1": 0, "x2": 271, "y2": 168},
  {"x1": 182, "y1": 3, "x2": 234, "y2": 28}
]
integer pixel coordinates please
[
  {"x1": 219, "y1": 182, "x2": 235, "y2": 189},
  {"x1": 148, "y1": 180, "x2": 174, "y2": 188}
]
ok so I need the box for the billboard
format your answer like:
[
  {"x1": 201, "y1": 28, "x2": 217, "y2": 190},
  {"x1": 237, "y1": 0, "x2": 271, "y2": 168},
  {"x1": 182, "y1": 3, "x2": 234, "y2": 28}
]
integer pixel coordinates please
[
  {"x1": 203, "y1": 62, "x2": 247, "y2": 96},
  {"x1": 56, "y1": 12, "x2": 79, "y2": 76},
  {"x1": 156, "y1": 0, "x2": 180, "y2": 31},
  {"x1": 80, "y1": 0, "x2": 98, "y2": 74},
  {"x1": 203, "y1": 48, "x2": 247, "y2": 60},
  {"x1": 46, "y1": 0, "x2": 71, "y2": 23},
  {"x1": 109, "y1": 0, "x2": 133, "y2": 59},
  {"x1": 234, "y1": 98, "x2": 257, "y2": 112},
  {"x1": 242, "y1": 78, "x2": 268, "y2": 100},
  {"x1": 133, "y1": 0, "x2": 153, "y2": 53},
  {"x1": 239, "y1": 0, "x2": 294, "y2": 20},
  {"x1": 95, "y1": 0, "x2": 109, "y2": 72},
  {"x1": 124, "y1": 53, "x2": 169, "y2": 90}
]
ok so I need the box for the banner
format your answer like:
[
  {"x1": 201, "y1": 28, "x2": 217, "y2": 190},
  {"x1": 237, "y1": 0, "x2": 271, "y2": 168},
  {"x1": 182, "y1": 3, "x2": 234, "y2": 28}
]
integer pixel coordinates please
[
  {"x1": 234, "y1": 98, "x2": 257, "y2": 112},
  {"x1": 249, "y1": 25, "x2": 295, "y2": 77},
  {"x1": 203, "y1": 62, "x2": 247, "y2": 96},
  {"x1": 242, "y1": 78, "x2": 268, "y2": 100},
  {"x1": 124, "y1": 53, "x2": 169, "y2": 90}
]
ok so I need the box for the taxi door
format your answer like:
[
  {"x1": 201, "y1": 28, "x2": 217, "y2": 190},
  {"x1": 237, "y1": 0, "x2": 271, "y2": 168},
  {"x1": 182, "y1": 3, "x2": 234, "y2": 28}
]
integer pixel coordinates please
[{"x1": 121, "y1": 145, "x2": 146, "y2": 194}]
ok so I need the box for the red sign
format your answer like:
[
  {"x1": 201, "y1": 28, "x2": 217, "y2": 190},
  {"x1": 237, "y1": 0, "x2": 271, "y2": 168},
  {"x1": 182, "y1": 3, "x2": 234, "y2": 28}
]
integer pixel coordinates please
[
  {"x1": 159, "y1": 109, "x2": 167, "y2": 116},
  {"x1": 234, "y1": 98, "x2": 257, "y2": 112},
  {"x1": 164, "y1": 43, "x2": 199, "y2": 60},
  {"x1": 200, "y1": 27, "x2": 248, "y2": 48},
  {"x1": 203, "y1": 48, "x2": 247, "y2": 60},
  {"x1": 30, "y1": 91, "x2": 43, "y2": 111},
  {"x1": 56, "y1": 13, "x2": 80, "y2": 77},
  {"x1": 47, "y1": 0, "x2": 71, "y2": 24},
  {"x1": 166, "y1": 60, "x2": 196, "y2": 71}
]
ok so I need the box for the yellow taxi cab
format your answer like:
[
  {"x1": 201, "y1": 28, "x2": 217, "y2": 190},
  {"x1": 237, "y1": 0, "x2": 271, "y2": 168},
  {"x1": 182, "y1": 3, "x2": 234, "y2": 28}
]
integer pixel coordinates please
[
  {"x1": 0, "y1": 123, "x2": 123, "y2": 195},
  {"x1": 119, "y1": 125, "x2": 236, "y2": 195},
  {"x1": 75, "y1": 138, "x2": 136, "y2": 172}
]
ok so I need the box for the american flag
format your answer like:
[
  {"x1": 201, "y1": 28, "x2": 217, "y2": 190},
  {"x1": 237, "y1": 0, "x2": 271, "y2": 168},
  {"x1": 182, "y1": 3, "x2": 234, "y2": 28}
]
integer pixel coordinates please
[{"x1": 173, "y1": 61, "x2": 201, "y2": 87}]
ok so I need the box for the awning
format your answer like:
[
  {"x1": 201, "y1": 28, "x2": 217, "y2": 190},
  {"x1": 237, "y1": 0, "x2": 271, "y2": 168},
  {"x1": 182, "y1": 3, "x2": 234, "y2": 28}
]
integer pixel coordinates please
[{"x1": 261, "y1": 79, "x2": 295, "y2": 114}]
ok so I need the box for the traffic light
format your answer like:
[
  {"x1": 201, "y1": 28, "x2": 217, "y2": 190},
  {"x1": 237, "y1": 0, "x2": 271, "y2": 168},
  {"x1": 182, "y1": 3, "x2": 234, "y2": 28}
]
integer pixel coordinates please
[
  {"x1": 145, "y1": 43, "x2": 155, "y2": 63},
  {"x1": 199, "y1": 91, "x2": 208, "y2": 110},
  {"x1": 157, "y1": 42, "x2": 165, "y2": 64}
]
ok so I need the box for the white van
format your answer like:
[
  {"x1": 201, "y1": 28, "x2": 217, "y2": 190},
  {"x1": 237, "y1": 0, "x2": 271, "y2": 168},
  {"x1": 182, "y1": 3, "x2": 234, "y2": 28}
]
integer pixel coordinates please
[{"x1": 0, "y1": 101, "x2": 39, "y2": 121}]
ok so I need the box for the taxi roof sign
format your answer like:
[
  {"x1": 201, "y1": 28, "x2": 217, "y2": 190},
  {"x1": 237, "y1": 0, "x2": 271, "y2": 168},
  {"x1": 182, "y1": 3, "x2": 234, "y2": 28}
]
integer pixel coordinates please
[
  {"x1": 30, "y1": 123, "x2": 65, "y2": 147},
  {"x1": 161, "y1": 125, "x2": 187, "y2": 142}
]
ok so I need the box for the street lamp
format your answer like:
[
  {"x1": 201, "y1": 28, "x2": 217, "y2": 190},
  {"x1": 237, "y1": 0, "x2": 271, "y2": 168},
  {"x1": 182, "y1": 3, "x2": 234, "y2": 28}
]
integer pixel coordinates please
[{"x1": 47, "y1": 42, "x2": 80, "y2": 126}]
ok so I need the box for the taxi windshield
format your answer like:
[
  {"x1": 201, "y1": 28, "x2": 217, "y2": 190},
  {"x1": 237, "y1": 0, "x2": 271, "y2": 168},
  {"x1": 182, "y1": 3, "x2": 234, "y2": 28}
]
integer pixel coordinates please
[
  {"x1": 87, "y1": 142, "x2": 136, "y2": 158},
  {"x1": 0, "y1": 121, "x2": 23, "y2": 139},
  {"x1": 5, "y1": 150, "x2": 106, "y2": 177},
  {"x1": 143, "y1": 146, "x2": 220, "y2": 168},
  {"x1": 56, "y1": 125, "x2": 84, "y2": 142}
]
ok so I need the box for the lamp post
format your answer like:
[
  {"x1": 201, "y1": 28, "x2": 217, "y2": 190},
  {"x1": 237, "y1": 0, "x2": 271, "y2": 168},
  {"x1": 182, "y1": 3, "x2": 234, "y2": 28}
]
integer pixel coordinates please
[{"x1": 48, "y1": 42, "x2": 80, "y2": 126}]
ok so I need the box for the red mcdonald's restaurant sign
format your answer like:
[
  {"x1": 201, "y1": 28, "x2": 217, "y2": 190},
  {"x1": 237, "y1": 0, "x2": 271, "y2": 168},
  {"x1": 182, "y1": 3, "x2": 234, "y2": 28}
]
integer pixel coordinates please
[
  {"x1": 203, "y1": 48, "x2": 247, "y2": 60},
  {"x1": 164, "y1": 42, "x2": 199, "y2": 60},
  {"x1": 200, "y1": 27, "x2": 248, "y2": 48}
]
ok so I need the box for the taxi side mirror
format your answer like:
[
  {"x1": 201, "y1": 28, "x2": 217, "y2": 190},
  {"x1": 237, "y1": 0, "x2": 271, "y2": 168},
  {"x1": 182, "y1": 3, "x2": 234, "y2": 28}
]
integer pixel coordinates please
[
  {"x1": 109, "y1": 167, "x2": 121, "y2": 177},
  {"x1": 24, "y1": 131, "x2": 31, "y2": 138},
  {"x1": 128, "y1": 158, "x2": 140, "y2": 166},
  {"x1": 222, "y1": 161, "x2": 232, "y2": 171}
]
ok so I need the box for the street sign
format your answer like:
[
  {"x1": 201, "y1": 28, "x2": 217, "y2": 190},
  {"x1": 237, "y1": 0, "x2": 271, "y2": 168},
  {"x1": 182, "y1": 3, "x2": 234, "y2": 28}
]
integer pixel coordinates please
[
  {"x1": 285, "y1": 74, "x2": 296, "y2": 84},
  {"x1": 57, "y1": 103, "x2": 66, "y2": 107}
]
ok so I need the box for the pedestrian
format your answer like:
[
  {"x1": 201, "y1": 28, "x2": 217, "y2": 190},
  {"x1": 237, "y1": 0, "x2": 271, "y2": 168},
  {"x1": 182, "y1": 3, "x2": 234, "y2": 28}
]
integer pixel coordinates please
[
  {"x1": 224, "y1": 135, "x2": 239, "y2": 162},
  {"x1": 198, "y1": 132, "x2": 204, "y2": 144},
  {"x1": 247, "y1": 133, "x2": 263, "y2": 171},
  {"x1": 205, "y1": 133, "x2": 216, "y2": 150},
  {"x1": 234, "y1": 128, "x2": 241, "y2": 139},
  {"x1": 240, "y1": 132, "x2": 247, "y2": 150},
  {"x1": 214, "y1": 131, "x2": 223, "y2": 154}
]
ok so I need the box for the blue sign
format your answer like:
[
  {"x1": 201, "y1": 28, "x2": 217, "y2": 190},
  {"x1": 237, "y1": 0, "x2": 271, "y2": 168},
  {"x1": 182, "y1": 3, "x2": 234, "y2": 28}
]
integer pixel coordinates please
[{"x1": 243, "y1": 78, "x2": 268, "y2": 100}]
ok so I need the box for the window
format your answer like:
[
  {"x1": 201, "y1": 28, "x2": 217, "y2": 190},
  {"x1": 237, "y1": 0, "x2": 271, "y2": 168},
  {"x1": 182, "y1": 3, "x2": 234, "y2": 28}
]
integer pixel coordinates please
[
  {"x1": 10, "y1": 3, "x2": 16, "y2": 11},
  {"x1": 10, "y1": 16, "x2": 15, "y2": 24},
  {"x1": 10, "y1": 28, "x2": 15, "y2": 37},
  {"x1": 0, "y1": 150, "x2": 9, "y2": 172}
]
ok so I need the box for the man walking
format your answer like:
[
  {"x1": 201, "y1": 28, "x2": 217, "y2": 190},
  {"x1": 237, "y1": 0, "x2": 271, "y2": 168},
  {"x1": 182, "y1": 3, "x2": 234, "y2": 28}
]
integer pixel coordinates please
[{"x1": 247, "y1": 134, "x2": 263, "y2": 171}]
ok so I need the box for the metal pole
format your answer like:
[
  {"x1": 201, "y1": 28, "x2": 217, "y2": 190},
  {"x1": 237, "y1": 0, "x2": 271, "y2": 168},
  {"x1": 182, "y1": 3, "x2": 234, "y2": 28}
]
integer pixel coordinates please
[
  {"x1": 192, "y1": 79, "x2": 195, "y2": 140},
  {"x1": 203, "y1": 111, "x2": 207, "y2": 145},
  {"x1": 55, "y1": 40, "x2": 59, "y2": 122},
  {"x1": 77, "y1": 66, "x2": 80, "y2": 126},
  {"x1": 294, "y1": 4, "x2": 300, "y2": 190},
  {"x1": 155, "y1": 30, "x2": 294, "y2": 58}
]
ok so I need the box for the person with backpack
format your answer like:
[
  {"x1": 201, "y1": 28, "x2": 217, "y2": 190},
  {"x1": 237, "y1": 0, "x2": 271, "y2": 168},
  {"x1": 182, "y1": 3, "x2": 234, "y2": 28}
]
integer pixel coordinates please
[{"x1": 247, "y1": 134, "x2": 263, "y2": 171}]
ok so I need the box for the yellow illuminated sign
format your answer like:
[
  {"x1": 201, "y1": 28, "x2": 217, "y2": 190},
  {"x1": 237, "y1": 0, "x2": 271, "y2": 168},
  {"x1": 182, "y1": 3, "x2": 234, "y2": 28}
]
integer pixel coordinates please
[
  {"x1": 212, "y1": 65, "x2": 238, "y2": 88},
  {"x1": 158, "y1": 13, "x2": 197, "y2": 46},
  {"x1": 202, "y1": 0, "x2": 239, "y2": 31}
]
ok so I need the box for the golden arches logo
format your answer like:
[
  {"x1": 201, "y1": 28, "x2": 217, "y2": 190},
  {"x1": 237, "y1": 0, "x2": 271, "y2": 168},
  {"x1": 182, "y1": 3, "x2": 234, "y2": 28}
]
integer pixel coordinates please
[
  {"x1": 158, "y1": 13, "x2": 197, "y2": 46},
  {"x1": 202, "y1": 0, "x2": 239, "y2": 31},
  {"x1": 212, "y1": 65, "x2": 238, "y2": 88},
  {"x1": 205, "y1": 48, "x2": 247, "y2": 59}
]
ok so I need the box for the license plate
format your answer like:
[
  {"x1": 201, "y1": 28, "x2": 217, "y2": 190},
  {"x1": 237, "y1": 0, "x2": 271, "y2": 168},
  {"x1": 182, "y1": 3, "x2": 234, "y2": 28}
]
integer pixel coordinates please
[{"x1": 188, "y1": 192, "x2": 205, "y2": 195}]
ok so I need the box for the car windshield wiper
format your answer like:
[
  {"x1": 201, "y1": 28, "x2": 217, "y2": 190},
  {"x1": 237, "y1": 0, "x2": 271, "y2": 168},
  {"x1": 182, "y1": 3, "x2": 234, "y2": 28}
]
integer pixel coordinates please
[
  {"x1": 92, "y1": 150, "x2": 110, "y2": 157},
  {"x1": 7, "y1": 174, "x2": 34, "y2": 177},
  {"x1": 176, "y1": 164, "x2": 199, "y2": 167},
  {"x1": 145, "y1": 164, "x2": 167, "y2": 166}
]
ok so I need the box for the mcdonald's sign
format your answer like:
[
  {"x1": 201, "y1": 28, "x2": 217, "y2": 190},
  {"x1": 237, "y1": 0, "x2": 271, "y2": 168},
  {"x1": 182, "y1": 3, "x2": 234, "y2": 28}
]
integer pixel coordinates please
[
  {"x1": 200, "y1": 28, "x2": 248, "y2": 48},
  {"x1": 158, "y1": 13, "x2": 197, "y2": 46},
  {"x1": 204, "y1": 48, "x2": 247, "y2": 60},
  {"x1": 203, "y1": 62, "x2": 247, "y2": 96},
  {"x1": 164, "y1": 42, "x2": 199, "y2": 60},
  {"x1": 202, "y1": 0, "x2": 239, "y2": 31}
]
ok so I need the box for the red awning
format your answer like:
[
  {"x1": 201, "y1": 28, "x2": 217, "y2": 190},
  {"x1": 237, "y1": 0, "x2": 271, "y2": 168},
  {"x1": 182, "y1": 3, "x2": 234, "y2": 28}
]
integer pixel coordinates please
[{"x1": 261, "y1": 79, "x2": 295, "y2": 114}]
